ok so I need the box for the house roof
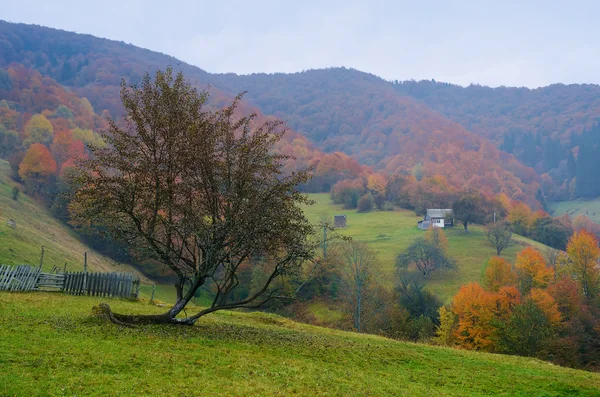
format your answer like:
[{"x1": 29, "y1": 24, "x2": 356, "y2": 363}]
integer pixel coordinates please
[{"x1": 426, "y1": 209, "x2": 453, "y2": 218}]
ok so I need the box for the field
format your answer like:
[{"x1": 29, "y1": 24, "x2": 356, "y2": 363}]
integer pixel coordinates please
[
  {"x1": 550, "y1": 198, "x2": 600, "y2": 223},
  {"x1": 304, "y1": 194, "x2": 549, "y2": 300},
  {"x1": 1, "y1": 292, "x2": 599, "y2": 397}
]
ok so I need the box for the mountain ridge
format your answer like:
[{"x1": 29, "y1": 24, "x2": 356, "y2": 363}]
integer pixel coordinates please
[{"x1": 4, "y1": 20, "x2": 600, "y2": 204}]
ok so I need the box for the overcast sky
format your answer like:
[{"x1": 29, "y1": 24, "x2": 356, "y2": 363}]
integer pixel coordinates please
[{"x1": 3, "y1": 0, "x2": 599, "y2": 87}]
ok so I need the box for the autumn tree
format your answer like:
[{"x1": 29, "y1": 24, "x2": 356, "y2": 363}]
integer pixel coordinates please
[
  {"x1": 515, "y1": 247, "x2": 554, "y2": 294},
  {"x1": 337, "y1": 240, "x2": 381, "y2": 332},
  {"x1": 508, "y1": 202, "x2": 533, "y2": 235},
  {"x1": 564, "y1": 230, "x2": 600, "y2": 302},
  {"x1": 495, "y1": 292, "x2": 560, "y2": 357},
  {"x1": 51, "y1": 130, "x2": 85, "y2": 166},
  {"x1": 396, "y1": 237, "x2": 454, "y2": 279},
  {"x1": 24, "y1": 114, "x2": 54, "y2": 147},
  {"x1": 452, "y1": 192, "x2": 488, "y2": 232},
  {"x1": 434, "y1": 306, "x2": 458, "y2": 346},
  {"x1": 424, "y1": 227, "x2": 449, "y2": 253},
  {"x1": 483, "y1": 256, "x2": 517, "y2": 293},
  {"x1": 18, "y1": 143, "x2": 57, "y2": 192},
  {"x1": 485, "y1": 221, "x2": 512, "y2": 255},
  {"x1": 367, "y1": 173, "x2": 387, "y2": 196},
  {"x1": 451, "y1": 283, "x2": 496, "y2": 350},
  {"x1": 69, "y1": 68, "x2": 317, "y2": 325}
]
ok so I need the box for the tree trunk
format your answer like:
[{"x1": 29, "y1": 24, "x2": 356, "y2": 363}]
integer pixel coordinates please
[
  {"x1": 463, "y1": 221, "x2": 468, "y2": 232},
  {"x1": 93, "y1": 303, "x2": 188, "y2": 326},
  {"x1": 94, "y1": 274, "x2": 203, "y2": 326}
]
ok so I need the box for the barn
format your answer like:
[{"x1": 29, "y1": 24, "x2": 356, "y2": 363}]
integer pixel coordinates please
[{"x1": 334, "y1": 214, "x2": 347, "y2": 228}]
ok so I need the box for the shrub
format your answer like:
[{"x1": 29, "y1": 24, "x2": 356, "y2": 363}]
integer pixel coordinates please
[
  {"x1": 357, "y1": 192, "x2": 374, "y2": 212},
  {"x1": 11, "y1": 186, "x2": 19, "y2": 201},
  {"x1": 373, "y1": 193, "x2": 385, "y2": 210}
]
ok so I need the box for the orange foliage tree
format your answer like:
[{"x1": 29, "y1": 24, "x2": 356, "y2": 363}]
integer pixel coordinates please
[
  {"x1": 452, "y1": 283, "x2": 496, "y2": 350},
  {"x1": 18, "y1": 143, "x2": 57, "y2": 192},
  {"x1": 529, "y1": 288, "x2": 562, "y2": 327}
]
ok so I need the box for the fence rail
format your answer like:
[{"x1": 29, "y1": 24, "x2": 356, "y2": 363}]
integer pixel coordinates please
[{"x1": 0, "y1": 264, "x2": 140, "y2": 299}]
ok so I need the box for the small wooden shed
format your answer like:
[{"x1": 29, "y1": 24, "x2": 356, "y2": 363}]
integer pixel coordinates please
[{"x1": 334, "y1": 214, "x2": 347, "y2": 228}]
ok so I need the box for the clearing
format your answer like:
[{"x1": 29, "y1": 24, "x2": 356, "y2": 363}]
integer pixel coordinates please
[
  {"x1": 304, "y1": 193, "x2": 550, "y2": 300},
  {"x1": 550, "y1": 198, "x2": 600, "y2": 224}
]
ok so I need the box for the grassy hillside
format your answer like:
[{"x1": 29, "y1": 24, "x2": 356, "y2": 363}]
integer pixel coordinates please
[
  {"x1": 0, "y1": 159, "x2": 140, "y2": 275},
  {"x1": 550, "y1": 199, "x2": 600, "y2": 224},
  {"x1": 1, "y1": 293, "x2": 599, "y2": 396},
  {"x1": 305, "y1": 194, "x2": 549, "y2": 300}
]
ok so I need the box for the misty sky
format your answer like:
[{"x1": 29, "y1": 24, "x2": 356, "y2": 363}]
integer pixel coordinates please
[{"x1": 3, "y1": 0, "x2": 599, "y2": 88}]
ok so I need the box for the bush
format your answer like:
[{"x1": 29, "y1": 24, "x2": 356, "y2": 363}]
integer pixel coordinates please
[
  {"x1": 11, "y1": 186, "x2": 19, "y2": 201},
  {"x1": 357, "y1": 193, "x2": 374, "y2": 212},
  {"x1": 343, "y1": 190, "x2": 359, "y2": 209},
  {"x1": 373, "y1": 193, "x2": 385, "y2": 210}
]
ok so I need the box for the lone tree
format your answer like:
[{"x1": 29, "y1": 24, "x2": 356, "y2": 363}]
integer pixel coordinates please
[
  {"x1": 396, "y1": 237, "x2": 455, "y2": 279},
  {"x1": 485, "y1": 221, "x2": 512, "y2": 255},
  {"x1": 337, "y1": 240, "x2": 382, "y2": 332},
  {"x1": 452, "y1": 192, "x2": 487, "y2": 232},
  {"x1": 69, "y1": 68, "x2": 317, "y2": 325}
]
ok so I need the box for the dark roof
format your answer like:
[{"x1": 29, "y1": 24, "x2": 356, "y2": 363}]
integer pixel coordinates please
[{"x1": 426, "y1": 209, "x2": 453, "y2": 218}]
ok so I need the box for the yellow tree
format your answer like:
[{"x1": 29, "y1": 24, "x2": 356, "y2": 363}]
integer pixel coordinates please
[
  {"x1": 508, "y1": 202, "x2": 532, "y2": 235},
  {"x1": 367, "y1": 173, "x2": 387, "y2": 196},
  {"x1": 564, "y1": 230, "x2": 600, "y2": 302},
  {"x1": 483, "y1": 256, "x2": 517, "y2": 292},
  {"x1": 24, "y1": 114, "x2": 54, "y2": 146},
  {"x1": 515, "y1": 247, "x2": 554, "y2": 293}
]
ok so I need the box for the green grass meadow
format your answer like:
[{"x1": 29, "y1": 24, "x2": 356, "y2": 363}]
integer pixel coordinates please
[
  {"x1": 304, "y1": 194, "x2": 550, "y2": 300},
  {"x1": 550, "y1": 198, "x2": 600, "y2": 223},
  {"x1": 2, "y1": 292, "x2": 599, "y2": 397}
]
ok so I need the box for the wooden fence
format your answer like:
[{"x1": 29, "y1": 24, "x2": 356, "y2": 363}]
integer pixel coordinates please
[
  {"x1": 63, "y1": 271, "x2": 140, "y2": 298},
  {"x1": 0, "y1": 264, "x2": 140, "y2": 299},
  {"x1": 0, "y1": 264, "x2": 41, "y2": 292}
]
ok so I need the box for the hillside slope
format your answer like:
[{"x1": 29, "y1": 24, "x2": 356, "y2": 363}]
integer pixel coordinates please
[
  {"x1": 0, "y1": 21, "x2": 539, "y2": 203},
  {"x1": 207, "y1": 68, "x2": 540, "y2": 203},
  {"x1": 2, "y1": 292, "x2": 599, "y2": 396},
  {"x1": 0, "y1": 159, "x2": 140, "y2": 275}
]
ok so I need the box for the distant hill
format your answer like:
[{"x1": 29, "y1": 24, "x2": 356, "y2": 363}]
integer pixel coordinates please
[{"x1": 2, "y1": 20, "x2": 600, "y2": 204}]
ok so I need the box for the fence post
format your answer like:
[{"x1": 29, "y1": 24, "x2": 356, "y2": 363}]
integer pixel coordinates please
[
  {"x1": 83, "y1": 252, "x2": 87, "y2": 295},
  {"x1": 150, "y1": 284, "x2": 155, "y2": 303},
  {"x1": 39, "y1": 246, "x2": 45, "y2": 270}
]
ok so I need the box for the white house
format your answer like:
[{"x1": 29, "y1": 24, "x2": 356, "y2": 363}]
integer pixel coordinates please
[{"x1": 417, "y1": 209, "x2": 453, "y2": 230}]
